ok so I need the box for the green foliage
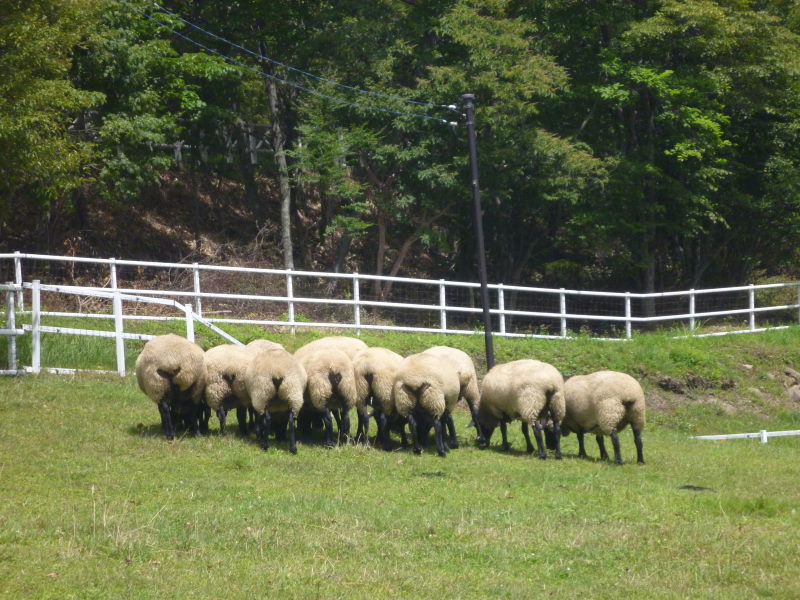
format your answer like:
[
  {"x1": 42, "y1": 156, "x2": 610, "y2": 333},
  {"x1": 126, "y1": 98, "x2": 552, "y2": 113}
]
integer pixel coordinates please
[
  {"x1": 3, "y1": 0, "x2": 800, "y2": 293},
  {"x1": 0, "y1": 0, "x2": 104, "y2": 214}
]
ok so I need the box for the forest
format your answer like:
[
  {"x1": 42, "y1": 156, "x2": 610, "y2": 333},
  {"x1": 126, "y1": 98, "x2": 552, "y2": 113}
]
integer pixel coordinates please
[{"x1": 2, "y1": 0, "x2": 800, "y2": 294}]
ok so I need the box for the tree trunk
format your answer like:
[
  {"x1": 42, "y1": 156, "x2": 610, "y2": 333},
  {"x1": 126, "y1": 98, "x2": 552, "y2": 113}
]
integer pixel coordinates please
[
  {"x1": 259, "y1": 40, "x2": 294, "y2": 270},
  {"x1": 373, "y1": 209, "x2": 388, "y2": 297}
]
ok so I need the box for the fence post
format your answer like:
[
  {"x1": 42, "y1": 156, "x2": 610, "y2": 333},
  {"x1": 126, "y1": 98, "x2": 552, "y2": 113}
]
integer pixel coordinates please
[
  {"x1": 286, "y1": 271, "x2": 295, "y2": 335},
  {"x1": 14, "y1": 251, "x2": 23, "y2": 311},
  {"x1": 689, "y1": 289, "x2": 696, "y2": 332},
  {"x1": 31, "y1": 280, "x2": 41, "y2": 374},
  {"x1": 749, "y1": 284, "x2": 756, "y2": 331},
  {"x1": 109, "y1": 257, "x2": 118, "y2": 290},
  {"x1": 439, "y1": 280, "x2": 447, "y2": 332},
  {"x1": 192, "y1": 263, "x2": 202, "y2": 317},
  {"x1": 625, "y1": 293, "x2": 632, "y2": 340},
  {"x1": 498, "y1": 284, "x2": 506, "y2": 336},
  {"x1": 560, "y1": 289, "x2": 567, "y2": 338},
  {"x1": 184, "y1": 303, "x2": 195, "y2": 342},
  {"x1": 113, "y1": 291, "x2": 125, "y2": 376},
  {"x1": 353, "y1": 273, "x2": 361, "y2": 335},
  {"x1": 6, "y1": 284, "x2": 16, "y2": 372},
  {"x1": 759, "y1": 429, "x2": 768, "y2": 444}
]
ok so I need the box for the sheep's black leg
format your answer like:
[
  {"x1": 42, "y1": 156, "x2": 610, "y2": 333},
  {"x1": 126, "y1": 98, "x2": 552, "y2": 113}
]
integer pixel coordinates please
[
  {"x1": 467, "y1": 400, "x2": 485, "y2": 446},
  {"x1": 577, "y1": 432, "x2": 587, "y2": 458},
  {"x1": 596, "y1": 435, "x2": 610, "y2": 461},
  {"x1": 216, "y1": 407, "x2": 228, "y2": 435},
  {"x1": 372, "y1": 406, "x2": 384, "y2": 444},
  {"x1": 288, "y1": 411, "x2": 297, "y2": 454},
  {"x1": 248, "y1": 407, "x2": 257, "y2": 433},
  {"x1": 444, "y1": 412, "x2": 459, "y2": 449},
  {"x1": 533, "y1": 420, "x2": 547, "y2": 459},
  {"x1": 406, "y1": 413, "x2": 422, "y2": 455},
  {"x1": 332, "y1": 408, "x2": 342, "y2": 431},
  {"x1": 633, "y1": 429, "x2": 645, "y2": 464},
  {"x1": 199, "y1": 404, "x2": 210, "y2": 435},
  {"x1": 521, "y1": 422, "x2": 535, "y2": 453},
  {"x1": 611, "y1": 430, "x2": 623, "y2": 465},
  {"x1": 258, "y1": 412, "x2": 271, "y2": 450},
  {"x1": 500, "y1": 421, "x2": 510, "y2": 451},
  {"x1": 339, "y1": 409, "x2": 351, "y2": 443},
  {"x1": 433, "y1": 416, "x2": 446, "y2": 458},
  {"x1": 355, "y1": 409, "x2": 369, "y2": 446},
  {"x1": 158, "y1": 401, "x2": 175, "y2": 440},
  {"x1": 236, "y1": 407, "x2": 248, "y2": 436},
  {"x1": 550, "y1": 422, "x2": 562, "y2": 459},
  {"x1": 322, "y1": 408, "x2": 335, "y2": 448},
  {"x1": 379, "y1": 413, "x2": 392, "y2": 451},
  {"x1": 399, "y1": 417, "x2": 410, "y2": 448},
  {"x1": 190, "y1": 403, "x2": 203, "y2": 437}
]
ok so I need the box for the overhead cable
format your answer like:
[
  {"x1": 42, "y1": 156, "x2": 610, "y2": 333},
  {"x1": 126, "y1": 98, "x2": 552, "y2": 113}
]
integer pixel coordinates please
[
  {"x1": 121, "y1": 1, "x2": 458, "y2": 125},
  {"x1": 151, "y1": 1, "x2": 453, "y2": 111}
]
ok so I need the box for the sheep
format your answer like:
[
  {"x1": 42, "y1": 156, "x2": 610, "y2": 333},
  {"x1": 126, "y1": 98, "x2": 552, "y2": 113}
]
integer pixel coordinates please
[
  {"x1": 559, "y1": 370, "x2": 646, "y2": 464},
  {"x1": 392, "y1": 352, "x2": 461, "y2": 457},
  {"x1": 296, "y1": 348, "x2": 359, "y2": 447},
  {"x1": 421, "y1": 345, "x2": 484, "y2": 446},
  {"x1": 203, "y1": 343, "x2": 263, "y2": 436},
  {"x1": 245, "y1": 347, "x2": 307, "y2": 453},
  {"x1": 294, "y1": 335, "x2": 368, "y2": 361},
  {"x1": 135, "y1": 334, "x2": 206, "y2": 440},
  {"x1": 477, "y1": 359, "x2": 565, "y2": 459},
  {"x1": 246, "y1": 338, "x2": 285, "y2": 353},
  {"x1": 352, "y1": 346, "x2": 404, "y2": 447}
]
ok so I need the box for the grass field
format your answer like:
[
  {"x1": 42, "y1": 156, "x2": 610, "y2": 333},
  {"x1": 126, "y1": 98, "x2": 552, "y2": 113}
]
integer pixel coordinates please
[{"x1": 1, "y1": 327, "x2": 800, "y2": 598}]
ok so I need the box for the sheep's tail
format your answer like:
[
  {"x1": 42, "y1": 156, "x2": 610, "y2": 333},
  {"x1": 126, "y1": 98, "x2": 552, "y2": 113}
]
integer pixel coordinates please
[
  {"x1": 272, "y1": 376, "x2": 284, "y2": 390},
  {"x1": 157, "y1": 366, "x2": 181, "y2": 381}
]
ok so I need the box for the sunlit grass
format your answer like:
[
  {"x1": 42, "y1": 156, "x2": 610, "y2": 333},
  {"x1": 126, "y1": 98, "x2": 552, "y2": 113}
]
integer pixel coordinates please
[{"x1": 1, "y1": 373, "x2": 799, "y2": 599}]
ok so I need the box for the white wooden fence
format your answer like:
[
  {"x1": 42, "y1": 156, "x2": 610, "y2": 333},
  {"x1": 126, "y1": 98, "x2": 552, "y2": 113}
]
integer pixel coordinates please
[
  {"x1": 1, "y1": 280, "x2": 241, "y2": 376},
  {"x1": 2, "y1": 251, "x2": 800, "y2": 376}
]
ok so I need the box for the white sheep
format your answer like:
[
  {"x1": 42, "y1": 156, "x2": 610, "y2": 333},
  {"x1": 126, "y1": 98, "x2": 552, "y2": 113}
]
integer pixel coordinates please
[
  {"x1": 245, "y1": 347, "x2": 307, "y2": 453},
  {"x1": 294, "y1": 335, "x2": 367, "y2": 361},
  {"x1": 560, "y1": 370, "x2": 646, "y2": 464},
  {"x1": 135, "y1": 334, "x2": 206, "y2": 440},
  {"x1": 352, "y1": 346, "x2": 404, "y2": 447},
  {"x1": 203, "y1": 343, "x2": 262, "y2": 435},
  {"x1": 246, "y1": 338, "x2": 285, "y2": 353},
  {"x1": 392, "y1": 352, "x2": 461, "y2": 457},
  {"x1": 297, "y1": 347, "x2": 359, "y2": 447},
  {"x1": 477, "y1": 359, "x2": 565, "y2": 459},
  {"x1": 421, "y1": 345, "x2": 484, "y2": 446}
]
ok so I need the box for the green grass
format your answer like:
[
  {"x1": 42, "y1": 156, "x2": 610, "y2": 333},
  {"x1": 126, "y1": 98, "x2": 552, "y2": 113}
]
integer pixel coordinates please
[
  {"x1": 3, "y1": 323, "x2": 800, "y2": 597},
  {"x1": 1, "y1": 371, "x2": 800, "y2": 599}
]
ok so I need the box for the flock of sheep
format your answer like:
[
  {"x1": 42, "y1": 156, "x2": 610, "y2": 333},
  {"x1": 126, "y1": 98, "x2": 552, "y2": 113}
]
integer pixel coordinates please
[{"x1": 135, "y1": 333, "x2": 646, "y2": 464}]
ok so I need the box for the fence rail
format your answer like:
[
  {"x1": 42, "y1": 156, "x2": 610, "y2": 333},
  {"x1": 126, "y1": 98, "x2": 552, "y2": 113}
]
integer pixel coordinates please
[
  {"x1": 2, "y1": 251, "x2": 800, "y2": 376},
  {"x1": 1, "y1": 280, "x2": 242, "y2": 376}
]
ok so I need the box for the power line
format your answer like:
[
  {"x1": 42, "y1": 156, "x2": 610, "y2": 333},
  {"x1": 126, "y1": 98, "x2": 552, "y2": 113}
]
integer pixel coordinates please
[
  {"x1": 150, "y1": 1, "x2": 452, "y2": 112},
  {"x1": 121, "y1": 1, "x2": 458, "y2": 125}
]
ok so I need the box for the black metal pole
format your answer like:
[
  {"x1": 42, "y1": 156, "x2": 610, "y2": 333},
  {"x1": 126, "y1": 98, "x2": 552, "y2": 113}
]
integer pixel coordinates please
[{"x1": 462, "y1": 93, "x2": 495, "y2": 370}]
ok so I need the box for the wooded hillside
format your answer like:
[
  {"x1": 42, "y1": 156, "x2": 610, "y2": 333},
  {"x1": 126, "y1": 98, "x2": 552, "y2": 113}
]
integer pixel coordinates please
[{"x1": 3, "y1": 0, "x2": 800, "y2": 292}]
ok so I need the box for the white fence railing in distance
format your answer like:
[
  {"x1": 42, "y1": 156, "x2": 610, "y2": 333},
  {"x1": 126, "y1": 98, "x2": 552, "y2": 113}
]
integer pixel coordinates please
[
  {"x1": 2, "y1": 251, "x2": 800, "y2": 340},
  {"x1": 693, "y1": 430, "x2": 800, "y2": 443},
  {"x1": 0, "y1": 280, "x2": 242, "y2": 376}
]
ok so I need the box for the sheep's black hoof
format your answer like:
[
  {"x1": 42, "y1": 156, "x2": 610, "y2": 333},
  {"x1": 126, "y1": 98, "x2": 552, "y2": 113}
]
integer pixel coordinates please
[
  {"x1": 501, "y1": 443, "x2": 511, "y2": 451},
  {"x1": 437, "y1": 451, "x2": 446, "y2": 458},
  {"x1": 637, "y1": 460, "x2": 645, "y2": 465},
  {"x1": 449, "y1": 440, "x2": 460, "y2": 449},
  {"x1": 413, "y1": 448, "x2": 422, "y2": 455},
  {"x1": 538, "y1": 454, "x2": 547, "y2": 460},
  {"x1": 290, "y1": 447, "x2": 298, "y2": 455}
]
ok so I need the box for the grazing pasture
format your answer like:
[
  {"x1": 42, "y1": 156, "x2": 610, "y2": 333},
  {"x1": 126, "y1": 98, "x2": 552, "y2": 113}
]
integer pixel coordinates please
[{"x1": 1, "y1": 328, "x2": 800, "y2": 598}]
